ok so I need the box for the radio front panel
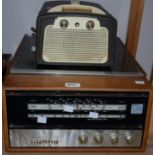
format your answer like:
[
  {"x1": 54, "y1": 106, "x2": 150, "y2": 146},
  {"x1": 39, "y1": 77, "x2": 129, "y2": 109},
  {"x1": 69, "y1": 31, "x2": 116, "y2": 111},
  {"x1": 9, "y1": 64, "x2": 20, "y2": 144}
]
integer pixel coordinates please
[
  {"x1": 37, "y1": 1, "x2": 117, "y2": 68},
  {"x1": 42, "y1": 17, "x2": 109, "y2": 64},
  {"x1": 10, "y1": 129, "x2": 143, "y2": 148},
  {"x1": 6, "y1": 91, "x2": 149, "y2": 148}
]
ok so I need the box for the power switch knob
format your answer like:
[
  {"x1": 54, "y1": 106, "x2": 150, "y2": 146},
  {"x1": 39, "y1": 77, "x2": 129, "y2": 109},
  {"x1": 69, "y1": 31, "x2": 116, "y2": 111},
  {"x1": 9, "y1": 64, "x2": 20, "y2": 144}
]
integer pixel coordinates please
[{"x1": 78, "y1": 135, "x2": 88, "y2": 144}]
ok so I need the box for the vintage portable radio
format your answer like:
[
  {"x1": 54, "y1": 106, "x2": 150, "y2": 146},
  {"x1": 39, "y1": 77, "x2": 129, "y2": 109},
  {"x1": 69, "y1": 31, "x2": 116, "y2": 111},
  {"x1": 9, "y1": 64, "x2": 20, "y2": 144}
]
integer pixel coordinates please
[
  {"x1": 3, "y1": 36, "x2": 152, "y2": 152},
  {"x1": 36, "y1": 1, "x2": 117, "y2": 68}
]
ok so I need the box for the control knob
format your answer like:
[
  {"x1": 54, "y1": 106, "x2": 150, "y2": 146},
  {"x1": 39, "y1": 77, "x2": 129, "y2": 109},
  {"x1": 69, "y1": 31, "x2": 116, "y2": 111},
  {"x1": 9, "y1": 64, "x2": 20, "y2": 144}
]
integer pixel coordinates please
[
  {"x1": 60, "y1": 19, "x2": 69, "y2": 28},
  {"x1": 94, "y1": 134, "x2": 103, "y2": 144},
  {"x1": 125, "y1": 132, "x2": 134, "y2": 144},
  {"x1": 86, "y1": 21, "x2": 95, "y2": 30},
  {"x1": 78, "y1": 135, "x2": 88, "y2": 144},
  {"x1": 110, "y1": 132, "x2": 119, "y2": 144}
]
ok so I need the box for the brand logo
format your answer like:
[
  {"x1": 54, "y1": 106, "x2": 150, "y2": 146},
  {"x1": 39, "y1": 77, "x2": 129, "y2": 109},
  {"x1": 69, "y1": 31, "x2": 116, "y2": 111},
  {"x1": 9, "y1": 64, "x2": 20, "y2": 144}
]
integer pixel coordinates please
[{"x1": 31, "y1": 138, "x2": 59, "y2": 145}]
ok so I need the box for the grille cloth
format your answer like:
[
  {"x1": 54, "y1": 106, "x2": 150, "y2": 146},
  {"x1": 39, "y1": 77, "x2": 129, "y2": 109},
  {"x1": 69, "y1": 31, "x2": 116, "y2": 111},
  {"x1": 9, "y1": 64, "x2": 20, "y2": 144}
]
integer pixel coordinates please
[{"x1": 43, "y1": 26, "x2": 108, "y2": 64}]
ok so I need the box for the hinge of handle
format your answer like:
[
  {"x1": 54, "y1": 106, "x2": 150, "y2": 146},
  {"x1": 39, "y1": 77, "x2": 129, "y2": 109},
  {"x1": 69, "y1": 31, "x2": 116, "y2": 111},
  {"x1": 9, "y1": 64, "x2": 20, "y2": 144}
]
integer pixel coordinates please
[{"x1": 71, "y1": 0, "x2": 80, "y2": 5}]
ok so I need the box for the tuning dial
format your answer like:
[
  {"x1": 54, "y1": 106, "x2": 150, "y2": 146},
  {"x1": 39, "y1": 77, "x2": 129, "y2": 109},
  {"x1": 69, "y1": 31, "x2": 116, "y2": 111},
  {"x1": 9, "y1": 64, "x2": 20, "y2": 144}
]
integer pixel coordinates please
[
  {"x1": 124, "y1": 132, "x2": 134, "y2": 144},
  {"x1": 110, "y1": 132, "x2": 119, "y2": 144},
  {"x1": 78, "y1": 135, "x2": 88, "y2": 144},
  {"x1": 86, "y1": 21, "x2": 95, "y2": 30},
  {"x1": 94, "y1": 134, "x2": 103, "y2": 144},
  {"x1": 60, "y1": 19, "x2": 69, "y2": 28}
]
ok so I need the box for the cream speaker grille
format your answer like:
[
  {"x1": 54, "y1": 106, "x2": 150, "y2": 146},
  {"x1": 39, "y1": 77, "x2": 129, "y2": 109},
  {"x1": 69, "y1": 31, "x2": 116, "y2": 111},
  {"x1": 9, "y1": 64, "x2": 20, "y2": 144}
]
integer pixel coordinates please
[
  {"x1": 43, "y1": 26, "x2": 109, "y2": 64},
  {"x1": 37, "y1": 1, "x2": 117, "y2": 67}
]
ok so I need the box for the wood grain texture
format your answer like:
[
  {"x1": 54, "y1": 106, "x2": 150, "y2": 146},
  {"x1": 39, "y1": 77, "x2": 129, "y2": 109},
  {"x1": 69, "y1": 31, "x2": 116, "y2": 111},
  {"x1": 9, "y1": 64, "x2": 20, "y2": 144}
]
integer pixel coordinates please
[
  {"x1": 126, "y1": 0, "x2": 144, "y2": 57},
  {"x1": 3, "y1": 74, "x2": 151, "y2": 91},
  {"x1": 141, "y1": 90, "x2": 153, "y2": 150},
  {"x1": 2, "y1": 87, "x2": 10, "y2": 152},
  {"x1": 3, "y1": 73, "x2": 152, "y2": 152}
]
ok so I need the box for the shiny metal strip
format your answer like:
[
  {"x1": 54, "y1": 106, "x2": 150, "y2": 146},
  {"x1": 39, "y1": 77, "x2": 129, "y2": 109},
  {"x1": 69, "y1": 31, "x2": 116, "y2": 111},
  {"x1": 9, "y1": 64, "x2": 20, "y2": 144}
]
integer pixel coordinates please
[{"x1": 10, "y1": 129, "x2": 142, "y2": 147}]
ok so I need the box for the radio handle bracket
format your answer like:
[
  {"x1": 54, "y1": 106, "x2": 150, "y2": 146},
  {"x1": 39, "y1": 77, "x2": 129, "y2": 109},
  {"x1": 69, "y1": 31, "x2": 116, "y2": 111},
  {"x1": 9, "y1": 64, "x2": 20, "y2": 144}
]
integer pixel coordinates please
[{"x1": 71, "y1": 0, "x2": 80, "y2": 5}]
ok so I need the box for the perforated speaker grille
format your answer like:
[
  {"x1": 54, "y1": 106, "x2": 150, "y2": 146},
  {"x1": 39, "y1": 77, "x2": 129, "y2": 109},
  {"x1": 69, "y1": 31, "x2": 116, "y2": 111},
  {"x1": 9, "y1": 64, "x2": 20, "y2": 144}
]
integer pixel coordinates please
[{"x1": 43, "y1": 26, "x2": 109, "y2": 64}]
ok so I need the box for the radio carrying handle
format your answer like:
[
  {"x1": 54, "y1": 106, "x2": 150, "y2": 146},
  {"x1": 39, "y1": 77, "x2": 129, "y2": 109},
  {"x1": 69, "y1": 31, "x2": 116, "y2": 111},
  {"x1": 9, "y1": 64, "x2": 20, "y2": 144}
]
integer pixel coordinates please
[
  {"x1": 62, "y1": 5, "x2": 92, "y2": 13},
  {"x1": 61, "y1": 0, "x2": 92, "y2": 13}
]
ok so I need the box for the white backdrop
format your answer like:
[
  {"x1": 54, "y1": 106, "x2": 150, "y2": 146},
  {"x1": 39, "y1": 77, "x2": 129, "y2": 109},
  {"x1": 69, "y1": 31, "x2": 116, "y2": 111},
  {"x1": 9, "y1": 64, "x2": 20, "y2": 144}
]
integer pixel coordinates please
[
  {"x1": 136, "y1": 0, "x2": 153, "y2": 80},
  {"x1": 2, "y1": 0, "x2": 131, "y2": 53}
]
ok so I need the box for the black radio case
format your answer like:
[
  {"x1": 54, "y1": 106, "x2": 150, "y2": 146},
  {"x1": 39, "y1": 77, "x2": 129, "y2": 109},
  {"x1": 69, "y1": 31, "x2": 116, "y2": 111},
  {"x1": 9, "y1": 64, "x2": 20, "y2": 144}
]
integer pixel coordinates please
[{"x1": 36, "y1": 1, "x2": 117, "y2": 69}]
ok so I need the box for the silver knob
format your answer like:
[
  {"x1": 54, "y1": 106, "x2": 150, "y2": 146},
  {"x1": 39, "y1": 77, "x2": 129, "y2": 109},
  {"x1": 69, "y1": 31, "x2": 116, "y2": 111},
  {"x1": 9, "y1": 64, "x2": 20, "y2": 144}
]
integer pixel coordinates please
[
  {"x1": 125, "y1": 132, "x2": 134, "y2": 144},
  {"x1": 86, "y1": 21, "x2": 95, "y2": 30},
  {"x1": 110, "y1": 133, "x2": 119, "y2": 144},
  {"x1": 60, "y1": 19, "x2": 69, "y2": 28},
  {"x1": 78, "y1": 135, "x2": 88, "y2": 144},
  {"x1": 94, "y1": 134, "x2": 103, "y2": 144}
]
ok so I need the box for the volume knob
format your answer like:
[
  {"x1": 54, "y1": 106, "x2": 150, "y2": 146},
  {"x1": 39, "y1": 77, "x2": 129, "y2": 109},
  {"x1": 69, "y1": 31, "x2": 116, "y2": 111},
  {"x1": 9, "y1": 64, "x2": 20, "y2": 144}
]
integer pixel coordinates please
[
  {"x1": 86, "y1": 21, "x2": 95, "y2": 30},
  {"x1": 60, "y1": 19, "x2": 69, "y2": 28},
  {"x1": 94, "y1": 134, "x2": 103, "y2": 144},
  {"x1": 110, "y1": 133, "x2": 119, "y2": 144},
  {"x1": 125, "y1": 132, "x2": 134, "y2": 144},
  {"x1": 78, "y1": 135, "x2": 88, "y2": 144}
]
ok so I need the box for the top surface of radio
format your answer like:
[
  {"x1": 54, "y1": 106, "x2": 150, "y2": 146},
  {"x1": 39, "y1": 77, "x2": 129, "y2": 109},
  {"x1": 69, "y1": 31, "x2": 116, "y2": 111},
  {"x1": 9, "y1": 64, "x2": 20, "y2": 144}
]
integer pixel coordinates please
[
  {"x1": 36, "y1": 1, "x2": 117, "y2": 68},
  {"x1": 10, "y1": 35, "x2": 145, "y2": 77}
]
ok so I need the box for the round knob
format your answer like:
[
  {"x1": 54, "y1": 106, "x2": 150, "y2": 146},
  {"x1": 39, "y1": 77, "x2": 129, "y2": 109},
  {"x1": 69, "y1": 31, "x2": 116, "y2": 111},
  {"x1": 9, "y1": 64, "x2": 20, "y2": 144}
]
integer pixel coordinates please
[
  {"x1": 78, "y1": 135, "x2": 88, "y2": 144},
  {"x1": 53, "y1": 140, "x2": 59, "y2": 145},
  {"x1": 86, "y1": 21, "x2": 95, "y2": 30},
  {"x1": 110, "y1": 133, "x2": 119, "y2": 144},
  {"x1": 125, "y1": 133, "x2": 134, "y2": 144},
  {"x1": 94, "y1": 134, "x2": 103, "y2": 144},
  {"x1": 60, "y1": 19, "x2": 69, "y2": 28}
]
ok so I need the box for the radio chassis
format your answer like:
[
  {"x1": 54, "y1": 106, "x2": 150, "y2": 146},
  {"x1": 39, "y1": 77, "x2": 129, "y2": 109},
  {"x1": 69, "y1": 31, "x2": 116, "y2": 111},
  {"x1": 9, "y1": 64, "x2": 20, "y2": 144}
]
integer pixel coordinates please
[{"x1": 3, "y1": 36, "x2": 152, "y2": 152}]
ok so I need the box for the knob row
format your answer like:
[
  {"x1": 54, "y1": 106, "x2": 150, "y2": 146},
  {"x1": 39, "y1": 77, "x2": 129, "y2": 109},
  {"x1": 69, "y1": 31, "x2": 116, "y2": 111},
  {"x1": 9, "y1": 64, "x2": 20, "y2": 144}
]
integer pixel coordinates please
[
  {"x1": 78, "y1": 132, "x2": 134, "y2": 145},
  {"x1": 59, "y1": 19, "x2": 95, "y2": 30}
]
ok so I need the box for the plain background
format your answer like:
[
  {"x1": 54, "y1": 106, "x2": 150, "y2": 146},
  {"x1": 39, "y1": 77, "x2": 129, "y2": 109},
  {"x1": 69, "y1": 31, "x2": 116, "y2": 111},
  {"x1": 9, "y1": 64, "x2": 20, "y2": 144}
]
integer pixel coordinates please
[{"x1": 2, "y1": 0, "x2": 153, "y2": 79}]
